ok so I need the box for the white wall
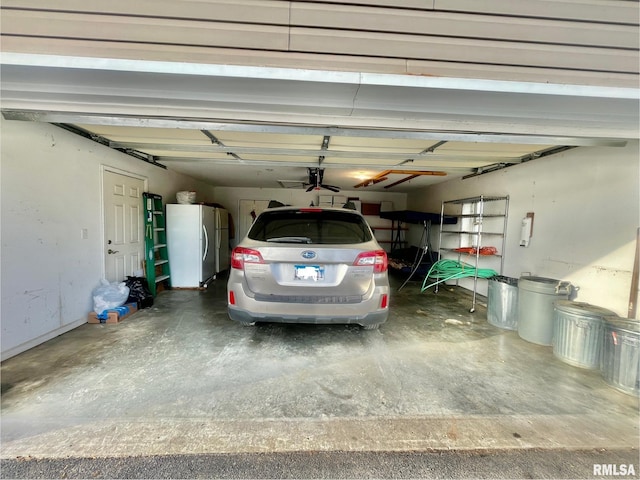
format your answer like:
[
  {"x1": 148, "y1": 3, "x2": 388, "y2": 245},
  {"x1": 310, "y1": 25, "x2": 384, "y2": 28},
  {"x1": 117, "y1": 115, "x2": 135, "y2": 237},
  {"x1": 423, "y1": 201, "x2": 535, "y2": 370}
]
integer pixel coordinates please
[
  {"x1": 407, "y1": 142, "x2": 640, "y2": 318},
  {"x1": 0, "y1": 119, "x2": 217, "y2": 360},
  {"x1": 213, "y1": 186, "x2": 407, "y2": 247}
]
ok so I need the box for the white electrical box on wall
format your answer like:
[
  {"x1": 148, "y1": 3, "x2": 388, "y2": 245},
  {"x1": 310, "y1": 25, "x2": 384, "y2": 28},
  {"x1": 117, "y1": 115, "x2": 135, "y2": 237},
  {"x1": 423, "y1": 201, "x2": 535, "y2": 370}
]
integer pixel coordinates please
[{"x1": 520, "y1": 212, "x2": 534, "y2": 247}]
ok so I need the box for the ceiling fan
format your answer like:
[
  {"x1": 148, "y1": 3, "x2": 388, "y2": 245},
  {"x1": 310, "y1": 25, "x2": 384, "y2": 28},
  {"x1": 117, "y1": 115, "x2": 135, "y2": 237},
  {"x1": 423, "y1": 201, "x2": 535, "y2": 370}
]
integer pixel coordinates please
[{"x1": 305, "y1": 168, "x2": 340, "y2": 192}]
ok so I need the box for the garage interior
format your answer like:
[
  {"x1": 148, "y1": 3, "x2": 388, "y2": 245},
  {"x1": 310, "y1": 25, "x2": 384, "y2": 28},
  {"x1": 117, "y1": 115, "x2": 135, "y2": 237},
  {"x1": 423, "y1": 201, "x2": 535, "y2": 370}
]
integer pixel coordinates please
[{"x1": 1, "y1": 0, "x2": 639, "y2": 468}]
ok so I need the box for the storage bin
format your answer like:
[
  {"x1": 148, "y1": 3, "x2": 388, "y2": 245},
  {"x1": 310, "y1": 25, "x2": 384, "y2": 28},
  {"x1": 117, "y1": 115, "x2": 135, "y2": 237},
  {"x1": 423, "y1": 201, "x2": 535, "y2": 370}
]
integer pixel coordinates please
[
  {"x1": 601, "y1": 317, "x2": 640, "y2": 396},
  {"x1": 487, "y1": 276, "x2": 519, "y2": 330},
  {"x1": 517, "y1": 276, "x2": 571, "y2": 346},
  {"x1": 552, "y1": 301, "x2": 616, "y2": 369}
]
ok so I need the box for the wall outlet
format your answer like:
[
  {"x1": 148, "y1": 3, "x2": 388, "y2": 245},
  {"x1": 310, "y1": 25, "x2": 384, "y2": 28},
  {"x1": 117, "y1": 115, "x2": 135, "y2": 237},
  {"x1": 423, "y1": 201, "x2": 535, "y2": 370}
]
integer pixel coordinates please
[{"x1": 81, "y1": 228, "x2": 89, "y2": 240}]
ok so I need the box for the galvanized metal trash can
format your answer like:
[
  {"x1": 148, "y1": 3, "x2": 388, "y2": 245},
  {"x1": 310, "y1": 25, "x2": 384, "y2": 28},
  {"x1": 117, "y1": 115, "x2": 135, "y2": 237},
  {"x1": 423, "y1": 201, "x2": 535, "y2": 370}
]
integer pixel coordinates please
[
  {"x1": 601, "y1": 317, "x2": 640, "y2": 396},
  {"x1": 552, "y1": 301, "x2": 616, "y2": 369},
  {"x1": 487, "y1": 276, "x2": 519, "y2": 330},
  {"x1": 517, "y1": 276, "x2": 572, "y2": 346}
]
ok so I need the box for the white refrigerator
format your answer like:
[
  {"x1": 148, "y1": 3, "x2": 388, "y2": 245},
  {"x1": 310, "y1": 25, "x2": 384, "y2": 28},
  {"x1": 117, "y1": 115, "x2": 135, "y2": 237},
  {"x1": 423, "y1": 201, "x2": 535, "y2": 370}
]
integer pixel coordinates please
[
  {"x1": 166, "y1": 204, "x2": 229, "y2": 287},
  {"x1": 214, "y1": 207, "x2": 230, "y2": 274}
]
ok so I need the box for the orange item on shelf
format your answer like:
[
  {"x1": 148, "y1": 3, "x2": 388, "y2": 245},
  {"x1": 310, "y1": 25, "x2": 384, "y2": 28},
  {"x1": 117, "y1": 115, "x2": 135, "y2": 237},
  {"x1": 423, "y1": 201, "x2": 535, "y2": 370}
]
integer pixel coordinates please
[{"x1": 453, "y1": 246, "x2": 498, "y2": 255}]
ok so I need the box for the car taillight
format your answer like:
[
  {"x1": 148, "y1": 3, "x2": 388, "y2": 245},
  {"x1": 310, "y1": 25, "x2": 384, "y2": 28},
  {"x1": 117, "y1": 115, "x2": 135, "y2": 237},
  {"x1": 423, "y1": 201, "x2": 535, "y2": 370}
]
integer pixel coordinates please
[
  {"x1": 353, "y1": 250, "x2": 388, "y2": 273},
  {"x1": 380, "y1": 294, "x2": 388, "y2": 309},
  {"x1": 231, "y1": 246, "x2": 265, "y2": 269}
]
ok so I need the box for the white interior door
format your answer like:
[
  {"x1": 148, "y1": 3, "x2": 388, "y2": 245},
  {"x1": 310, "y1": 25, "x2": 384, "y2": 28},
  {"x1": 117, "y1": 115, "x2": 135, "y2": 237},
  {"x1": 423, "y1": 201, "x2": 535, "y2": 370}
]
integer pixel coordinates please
[{"x1": 103, "y1": 170, "x2": 145, "y2": 282}]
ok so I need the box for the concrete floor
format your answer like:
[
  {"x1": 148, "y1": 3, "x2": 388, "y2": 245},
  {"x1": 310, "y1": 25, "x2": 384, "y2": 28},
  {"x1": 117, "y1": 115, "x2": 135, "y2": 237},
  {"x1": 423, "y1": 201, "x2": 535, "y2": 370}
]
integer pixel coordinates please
[{"x1": 1, "y1": 275, "x2": 638, "y2": 459}]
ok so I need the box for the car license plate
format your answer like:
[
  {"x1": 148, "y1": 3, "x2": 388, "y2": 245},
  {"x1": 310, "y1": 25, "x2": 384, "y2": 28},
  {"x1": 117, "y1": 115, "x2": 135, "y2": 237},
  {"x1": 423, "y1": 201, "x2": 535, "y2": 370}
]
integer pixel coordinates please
[{"x1": 294, "y1": 265, "x2": 324, "y2": 281}]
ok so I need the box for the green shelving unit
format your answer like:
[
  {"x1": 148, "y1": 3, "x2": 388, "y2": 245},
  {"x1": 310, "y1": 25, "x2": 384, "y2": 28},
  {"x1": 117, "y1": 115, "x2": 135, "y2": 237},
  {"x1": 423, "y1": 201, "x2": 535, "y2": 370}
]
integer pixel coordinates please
[{"x1": 143, "y1": 192, "x2": 171, "y2": 296}]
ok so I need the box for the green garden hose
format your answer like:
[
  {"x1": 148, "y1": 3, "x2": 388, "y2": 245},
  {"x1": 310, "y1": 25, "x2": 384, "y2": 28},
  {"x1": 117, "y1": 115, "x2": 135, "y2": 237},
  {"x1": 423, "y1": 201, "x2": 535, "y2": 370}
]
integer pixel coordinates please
[{"x1": 421, "y1": 259, "x2": 497, "y2": 292}]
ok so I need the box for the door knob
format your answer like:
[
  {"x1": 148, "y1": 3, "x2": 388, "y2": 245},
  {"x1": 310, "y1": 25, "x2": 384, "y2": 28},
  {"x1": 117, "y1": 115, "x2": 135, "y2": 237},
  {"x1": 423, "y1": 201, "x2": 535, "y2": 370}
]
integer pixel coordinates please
[{"x1": 107, "y1": 249, "x2": 119, "y2": 254}]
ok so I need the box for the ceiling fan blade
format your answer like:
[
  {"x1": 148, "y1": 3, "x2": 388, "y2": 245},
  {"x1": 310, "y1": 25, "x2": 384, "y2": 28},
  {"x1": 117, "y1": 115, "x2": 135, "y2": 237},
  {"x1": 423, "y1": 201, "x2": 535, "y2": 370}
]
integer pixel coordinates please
[
  {"x1": 322, "y1": 184, "x2": 341, "y2": 193},
  {"x1": 306, "y1": 185, "x2": 315, "y2": 192}
]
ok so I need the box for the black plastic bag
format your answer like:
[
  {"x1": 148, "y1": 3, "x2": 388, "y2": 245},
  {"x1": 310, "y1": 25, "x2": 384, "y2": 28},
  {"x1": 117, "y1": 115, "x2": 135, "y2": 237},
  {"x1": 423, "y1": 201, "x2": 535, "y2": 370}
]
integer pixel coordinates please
[{"x1": 124, "y1": 276, "x2": 154, "y2": 309}]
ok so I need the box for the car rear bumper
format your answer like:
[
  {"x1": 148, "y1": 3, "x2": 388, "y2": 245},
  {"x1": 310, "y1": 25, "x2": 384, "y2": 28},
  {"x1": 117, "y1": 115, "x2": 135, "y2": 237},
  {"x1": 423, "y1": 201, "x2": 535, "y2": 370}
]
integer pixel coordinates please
[
  {"x1": 227, "y1": 261, "x2": 390, "y2": 327},
  {"x1": 228, "y1": 305, "x2": 388, "y2": 327},
  {"x1": 227, "y1": 273, "x2": 389, "y2": 327}
]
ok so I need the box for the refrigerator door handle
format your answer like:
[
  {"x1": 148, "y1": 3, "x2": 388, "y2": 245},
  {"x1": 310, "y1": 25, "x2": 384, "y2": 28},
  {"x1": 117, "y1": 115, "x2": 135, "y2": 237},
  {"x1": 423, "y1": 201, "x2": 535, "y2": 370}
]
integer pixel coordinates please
[
  {"x1": 216, "y1": 210, "x2": 222, "y2": 247},
  {"x1": 203, "y1": 224, "x2": 209, "y2": 262}
]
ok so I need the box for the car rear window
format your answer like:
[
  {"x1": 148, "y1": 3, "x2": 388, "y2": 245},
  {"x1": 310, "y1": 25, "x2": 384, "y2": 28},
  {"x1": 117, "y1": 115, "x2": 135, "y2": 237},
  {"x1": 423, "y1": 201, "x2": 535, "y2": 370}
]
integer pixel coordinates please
[{"x1": 248, "y1": 210, "x2": 373, "y2": 244}]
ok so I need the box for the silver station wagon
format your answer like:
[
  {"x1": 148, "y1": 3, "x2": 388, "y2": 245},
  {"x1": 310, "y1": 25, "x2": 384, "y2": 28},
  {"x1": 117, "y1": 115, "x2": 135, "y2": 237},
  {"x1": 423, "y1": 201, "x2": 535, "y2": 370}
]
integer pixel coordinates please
[{"x1": 227, "y1": 206, "x2": 390, "y2": 329}]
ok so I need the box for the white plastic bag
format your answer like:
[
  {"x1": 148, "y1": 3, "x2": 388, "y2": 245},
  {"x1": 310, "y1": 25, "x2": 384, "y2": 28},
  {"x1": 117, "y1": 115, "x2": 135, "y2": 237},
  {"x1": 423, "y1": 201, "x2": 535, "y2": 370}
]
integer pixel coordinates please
[
  {"x1": 176, "y1": 191, "x2": 196, "y2": 204},
  {"x1": 92, "y1": 279, "x2": 130, "y2": 314}
]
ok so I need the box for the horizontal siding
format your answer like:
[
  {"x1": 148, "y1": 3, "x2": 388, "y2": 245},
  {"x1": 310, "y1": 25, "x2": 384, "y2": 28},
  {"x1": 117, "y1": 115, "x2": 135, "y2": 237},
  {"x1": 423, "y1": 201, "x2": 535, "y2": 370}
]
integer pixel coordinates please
[
  {"x1": 290, "y1": 4, "x2": 638, "y2": 49},
  {"x1": 1, "y1": 10, "x2": 290, "y2": 51},
  {"x1": 1, "y1": 0, "x2": 638, "y2": 86},
  {"x1": 0, "y1": 36, "x2": 410, "y2": 73},
  {"x1": 437, "y1": 0, "x2": 639, "y2": 25},
  {"x1": 291, "y1": 0, "x2": 639, "y2": 24},
  {"x1": 290, "y1": 0, "x2": 435, "y2": 9},
  {"x1": 290, "y1": 28, "x2": 638, "y2": 73},
  {"x1": 0, "y1": 0, "x2": 291, "y2": 24}
]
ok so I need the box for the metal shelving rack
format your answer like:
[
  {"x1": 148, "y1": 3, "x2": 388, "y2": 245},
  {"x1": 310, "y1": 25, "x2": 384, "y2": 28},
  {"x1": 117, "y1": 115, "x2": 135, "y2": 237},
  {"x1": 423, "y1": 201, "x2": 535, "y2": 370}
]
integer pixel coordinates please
[{"x1": 437, "y1": 195, "x2": 509, "y2": 312}]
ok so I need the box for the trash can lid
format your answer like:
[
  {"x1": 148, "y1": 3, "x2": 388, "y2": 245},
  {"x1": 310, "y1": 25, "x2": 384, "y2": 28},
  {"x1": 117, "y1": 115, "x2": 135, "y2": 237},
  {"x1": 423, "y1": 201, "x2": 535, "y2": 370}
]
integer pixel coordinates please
[
  {"x1": 518, "y1": 276, "x2": 571, "y2": 294},
  {"x1": 519, "y1": 275, "x2": 558, "y2": 284},
  {"x1": 554, "y1": 300, "x2": 617, "y2": 319},
  {"x1": 490, "y1": 275, "x2": 518, "y2": 286},
  {"x1": 605, "y1": 317, "x2": 640, "y2": 335}
]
